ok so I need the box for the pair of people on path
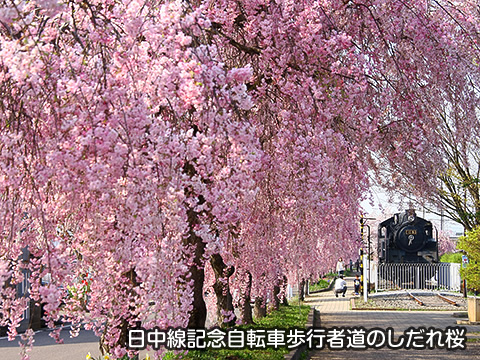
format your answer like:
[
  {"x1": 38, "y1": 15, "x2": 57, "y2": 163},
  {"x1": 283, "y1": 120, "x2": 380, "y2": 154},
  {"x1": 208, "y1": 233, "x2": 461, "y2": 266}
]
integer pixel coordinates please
[
  {"x1": 335, "y1": 258, "x2": 347, "y2": 297},
  {"x1": 334, "y1": 275, "x2": 361, "y2": 297}
]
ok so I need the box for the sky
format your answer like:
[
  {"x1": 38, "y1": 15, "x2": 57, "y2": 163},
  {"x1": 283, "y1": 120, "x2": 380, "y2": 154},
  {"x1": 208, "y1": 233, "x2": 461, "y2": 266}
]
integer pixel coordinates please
[{"x1": 361, "y1": 187, "x2": 464, "y2": 237}]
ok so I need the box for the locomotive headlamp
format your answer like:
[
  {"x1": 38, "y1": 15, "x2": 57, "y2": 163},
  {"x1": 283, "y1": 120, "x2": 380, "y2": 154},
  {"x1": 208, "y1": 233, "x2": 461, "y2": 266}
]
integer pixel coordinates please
[{"x1": 408, "y1": 215, "x2": 415, "y2": 222}]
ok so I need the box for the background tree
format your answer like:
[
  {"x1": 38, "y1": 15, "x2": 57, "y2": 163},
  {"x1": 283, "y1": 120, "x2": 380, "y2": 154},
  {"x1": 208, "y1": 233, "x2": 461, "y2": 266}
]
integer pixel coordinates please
[
  {"x1": 349, "y1": 0, "x2": 480, "y2": 232},
  {"x1": 457, "y1": 227, "x2": 480, "y2": 292}
]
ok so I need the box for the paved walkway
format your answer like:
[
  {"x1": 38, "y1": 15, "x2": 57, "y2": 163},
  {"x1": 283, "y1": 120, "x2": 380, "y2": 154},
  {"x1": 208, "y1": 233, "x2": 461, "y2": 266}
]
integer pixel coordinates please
[{"x1": 304, "y1": 277, "x2": 480, "y2": 359}]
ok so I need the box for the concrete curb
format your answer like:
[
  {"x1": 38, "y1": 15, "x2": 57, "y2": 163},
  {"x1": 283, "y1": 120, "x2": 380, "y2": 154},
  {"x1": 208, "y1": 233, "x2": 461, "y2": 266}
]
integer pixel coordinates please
[
  {"x1": 457, "y1": 320, "x2": 480, "y2": 325},
  {"x1": 284, "y1": 307, "x2": 319, "y2": 360},
  {"x1": 350, "y1": 297, "x2": 356, "y2": 310}
]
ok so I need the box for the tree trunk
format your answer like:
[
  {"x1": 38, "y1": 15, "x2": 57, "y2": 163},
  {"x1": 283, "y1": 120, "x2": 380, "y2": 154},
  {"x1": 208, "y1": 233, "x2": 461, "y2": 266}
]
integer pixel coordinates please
[
  {"x1": 100, "y1": 268, "x2": 140, "y2": 355},
  {"x1": 240, "y1": 271, "x2": 254, "y2": 325},
  {"x1": 210, "y1": 253, "x2": 236, "y2": 327},
  {"x1": 271, "y1": 283, "x2": 280, "y2": 312},
  {"x1": 282, "y1": 275, "x2": 289, "y2": 306},
  {"x1": 299, "y1": 278, "x2": 306, "y2": 301},
  {"x1": 186, "y1": 207, "x2": 207, "y2": 328},
  {"x1": 100, "y1": 319, "x2": 129, "y2": 357},
  {"x1": 182, "y1": 131, "x2": 208, "y2": 329},
  {"x1": 254, "y1": 296, "x2": 266, "y2": 319}
]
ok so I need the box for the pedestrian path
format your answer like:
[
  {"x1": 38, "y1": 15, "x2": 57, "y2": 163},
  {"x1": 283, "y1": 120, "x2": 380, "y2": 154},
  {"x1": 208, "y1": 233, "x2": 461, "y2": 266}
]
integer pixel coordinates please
[
  {"x1": 304, "y1": 276, "x2": 355, "y2": 313},
  {"x1": 304, "y1": 277, "x2": 480, "y2": 359}
]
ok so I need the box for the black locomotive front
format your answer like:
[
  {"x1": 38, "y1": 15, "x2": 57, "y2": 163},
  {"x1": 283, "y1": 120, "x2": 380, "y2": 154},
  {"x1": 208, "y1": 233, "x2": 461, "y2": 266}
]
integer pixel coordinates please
[{"x1": 378, "y1": 209, "x2": 438, "y2": 264}]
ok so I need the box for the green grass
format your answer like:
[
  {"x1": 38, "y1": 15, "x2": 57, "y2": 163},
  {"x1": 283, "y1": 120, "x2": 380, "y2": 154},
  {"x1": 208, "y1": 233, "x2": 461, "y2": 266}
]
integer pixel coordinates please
[
  {"x1": 311, "y1": 269, "x2": 358, "y2": 293},
  {"x1": 165, "y1": 301, "x2": 310, "y2": 360},
  {"x1": 440, "y1": 252, "x2": 463, "y2": 263},
  {"x1": 344, "y1": 269, "x2": 358, "y2": 276},
  {"x1": 309, "y1": 278, "x2": 330, "y2": 292},
  {"x1": 324, "y1": 269, "x2": 358, "y2": 278}
]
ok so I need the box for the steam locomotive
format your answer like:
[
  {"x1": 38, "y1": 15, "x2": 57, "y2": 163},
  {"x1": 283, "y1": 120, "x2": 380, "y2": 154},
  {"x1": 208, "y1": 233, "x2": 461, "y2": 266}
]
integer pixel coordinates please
[{"x1": 377, "y1": 209, "x2": 439, "y2": 264}]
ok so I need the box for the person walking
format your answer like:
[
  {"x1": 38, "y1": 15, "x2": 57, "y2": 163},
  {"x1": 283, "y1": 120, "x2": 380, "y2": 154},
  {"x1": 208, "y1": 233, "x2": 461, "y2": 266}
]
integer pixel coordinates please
[
  {"x1": 334, "y1": 275, "x2": 347, "y2": 297},
  {"x1": 336, "y1": 257, "x2": 345, "y2": 276}
]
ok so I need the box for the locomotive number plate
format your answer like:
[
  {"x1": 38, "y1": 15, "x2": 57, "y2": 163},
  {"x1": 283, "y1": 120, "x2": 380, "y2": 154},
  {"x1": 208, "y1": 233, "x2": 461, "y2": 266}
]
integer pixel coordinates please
[{"x1": 405, "y1": 230, "x2": 417, "y2": 235}]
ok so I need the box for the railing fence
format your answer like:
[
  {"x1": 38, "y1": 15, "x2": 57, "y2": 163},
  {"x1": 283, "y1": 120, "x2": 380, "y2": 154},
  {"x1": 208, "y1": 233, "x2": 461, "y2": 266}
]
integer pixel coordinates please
[{"x1": 375, "y1": 262, "x2": 461, "y2": 292}]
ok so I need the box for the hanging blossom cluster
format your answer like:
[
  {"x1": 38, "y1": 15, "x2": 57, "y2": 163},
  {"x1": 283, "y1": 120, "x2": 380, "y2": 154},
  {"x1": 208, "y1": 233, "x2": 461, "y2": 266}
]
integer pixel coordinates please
[
  {"x1": 200, "y1": 0, "x2": 371, "y2": 310},
  {"x1": 0, "y1": 0, "x2": 260, "y2": 357},
  {"x1": 1, "y1": 0, "x2": 479, "y2": 359}
]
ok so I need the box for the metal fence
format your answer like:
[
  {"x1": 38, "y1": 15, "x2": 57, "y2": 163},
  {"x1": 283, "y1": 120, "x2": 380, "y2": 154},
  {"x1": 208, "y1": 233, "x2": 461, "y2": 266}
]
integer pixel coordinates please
[{"x1": 376, "y1": 263, "x2": 461, "y2": 291}]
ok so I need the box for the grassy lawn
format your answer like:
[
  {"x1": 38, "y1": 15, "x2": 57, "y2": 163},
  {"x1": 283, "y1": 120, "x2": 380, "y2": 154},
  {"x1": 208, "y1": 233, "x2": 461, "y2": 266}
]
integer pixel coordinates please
[
  {"x1": 467, "y1": 331, "x2": 480, "y2": 342},
  {"x1": 466, "y1": 337, "x2": 480, "y2": 343},
  {"x1": 309, "y1": 269, "x2": 359, "y2": 293},
  {"x1": 165, "y1": 301, "x2": 310, "y2": 360},
  {"x1": 309, "y1": 278, "x2": 330, "y2": 292}
]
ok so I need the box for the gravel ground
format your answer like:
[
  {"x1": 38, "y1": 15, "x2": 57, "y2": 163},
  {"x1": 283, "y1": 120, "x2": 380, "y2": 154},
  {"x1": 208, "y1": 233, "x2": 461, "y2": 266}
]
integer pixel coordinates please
[{"x1": 354, "y1": 293, "x2": 468, "y2": 311}]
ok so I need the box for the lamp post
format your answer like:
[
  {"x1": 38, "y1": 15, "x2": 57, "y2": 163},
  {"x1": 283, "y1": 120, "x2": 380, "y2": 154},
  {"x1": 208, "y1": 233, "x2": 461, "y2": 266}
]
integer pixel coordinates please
[{"x1": 360, "y1": 216, "x2": 375, "y2": 302}]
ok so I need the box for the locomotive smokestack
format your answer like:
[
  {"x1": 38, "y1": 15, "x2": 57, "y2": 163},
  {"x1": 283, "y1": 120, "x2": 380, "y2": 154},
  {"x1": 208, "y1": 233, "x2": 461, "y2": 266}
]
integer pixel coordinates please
[{"x1": 407, "y1": 203, "x2": 416, "y2": 217}]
